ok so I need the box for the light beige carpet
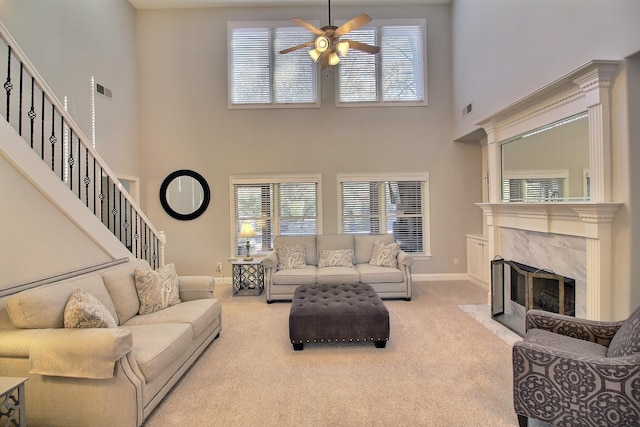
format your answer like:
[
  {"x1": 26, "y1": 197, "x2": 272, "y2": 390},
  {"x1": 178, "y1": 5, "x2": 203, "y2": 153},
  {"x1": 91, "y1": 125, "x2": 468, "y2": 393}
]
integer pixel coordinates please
[{"x1": 144, "y1": 280, "x2": 523, "y2": 427}]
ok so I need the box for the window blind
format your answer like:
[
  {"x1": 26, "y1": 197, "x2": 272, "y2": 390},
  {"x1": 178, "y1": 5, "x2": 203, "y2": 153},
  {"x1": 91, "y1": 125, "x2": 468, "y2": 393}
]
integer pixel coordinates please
[
  {"x1": 337, "y1": 20, "x2": 426, "y2": 105},
  {"x1": 229, "y1": 23, "x2": 317, "y2": 107},
  {"x1": 233, "y1": 178, "x2": 319, "y2": 256},
  {"x1": 340, "y1": 178, "x2": 426, "y2": 254},
  {"x1": 503, "y1": 178, "x2": 565, "y2": 202}
]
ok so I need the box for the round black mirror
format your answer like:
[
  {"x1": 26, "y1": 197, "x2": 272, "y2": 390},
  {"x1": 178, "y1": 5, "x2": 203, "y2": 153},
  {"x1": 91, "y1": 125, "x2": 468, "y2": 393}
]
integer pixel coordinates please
[{"x1": 159, "y1": 170, "x2": 210, "y2": 220}]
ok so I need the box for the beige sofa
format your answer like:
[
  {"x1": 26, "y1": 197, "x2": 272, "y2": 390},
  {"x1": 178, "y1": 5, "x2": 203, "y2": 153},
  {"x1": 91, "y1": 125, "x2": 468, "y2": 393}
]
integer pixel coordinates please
[
  {"x1": 263, "y1": 234, "x2": 413, "y2": 302},
  {"x1": 0, "y1": 259, "x2": 221, "y2": 427}
]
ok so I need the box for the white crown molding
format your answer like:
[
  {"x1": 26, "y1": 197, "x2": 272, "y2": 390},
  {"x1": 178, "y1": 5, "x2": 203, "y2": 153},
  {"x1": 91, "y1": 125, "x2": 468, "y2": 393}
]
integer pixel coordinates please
[{"x1": 128, "y1": 0, "x2": 449, "y2": 10}]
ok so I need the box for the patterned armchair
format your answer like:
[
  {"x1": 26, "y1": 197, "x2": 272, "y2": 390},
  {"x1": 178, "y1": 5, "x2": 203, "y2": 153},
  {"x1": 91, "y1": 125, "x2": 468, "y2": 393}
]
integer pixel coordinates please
[{"x1": 512, "y1": 307, "x2": 640, "y2": 427}]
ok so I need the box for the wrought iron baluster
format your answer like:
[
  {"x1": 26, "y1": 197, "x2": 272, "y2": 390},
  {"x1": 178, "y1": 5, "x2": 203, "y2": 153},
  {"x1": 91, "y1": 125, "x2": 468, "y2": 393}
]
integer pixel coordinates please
[
  {"x1": 29, "y1": 76, "x2": 36, "y2": 148},
  {"x1": 83, "y1": 145, "x2": 88, "y2": 206},
  {"x1": 59, "y1": 114, "x2": 64, "y2": 180},
  {"x1": 68, "y1": 128, "x2": 74, "y2": 191},
  {"x1": 5, "y1": 46, "x2": 12, "y2": 121},
  {"x1": 99, "y1": 167, "x2": 105, "y2": 224},
  {"x1": 40, "y1": 92, "x2": 45, "y2": 158},
  {"x1": 77, "y1": 135, "x2": 81, "y2": 199},
  {"x1": 18, "y1": 62, "x2": 23, "y2": 135},
  {"x1": 112, "y1": 182, "x2": 117, "y2": 237},
  {"x1": 49, "y1": 104, "x2": 56, "y2": 171},
  {"x1": 134, "y1": 212, "x2": 139, "y2": 257}
]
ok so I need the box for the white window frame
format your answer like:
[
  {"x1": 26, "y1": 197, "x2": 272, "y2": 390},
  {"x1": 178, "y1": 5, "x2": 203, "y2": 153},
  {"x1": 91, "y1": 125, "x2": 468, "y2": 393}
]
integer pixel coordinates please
[
  {"x1": 337, "y1": 172, "x2": 431, "y2": 257},
  {"x1": 227, "y1": 20, "x2": 321, "y2": 109},
  {"x1": 335, "y1": 18, "x2": 428, "y2": 108},
  {"x1": 502, "y1": 169, "x2": 569, "y2": 202},
  {"x1": 230, "y1": 174, "x2": 323, "y2": 257}
]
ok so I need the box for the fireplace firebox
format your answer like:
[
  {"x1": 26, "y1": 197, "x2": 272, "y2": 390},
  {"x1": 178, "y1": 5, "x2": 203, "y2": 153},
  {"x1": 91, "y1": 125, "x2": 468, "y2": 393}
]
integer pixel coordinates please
[{"x1": 491, "y1": 258, "x2": 575, "y2": 336}]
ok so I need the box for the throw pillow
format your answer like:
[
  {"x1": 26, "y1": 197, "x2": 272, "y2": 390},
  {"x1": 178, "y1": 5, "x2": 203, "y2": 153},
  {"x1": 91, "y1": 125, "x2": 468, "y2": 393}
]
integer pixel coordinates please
[
  {"x1": 64, "y1": 288, "x2": 118, "y2": 328},
  {"x1": 369, "y1": 241, "x2": 400, "y2": 268},
  {"x1": 318, "y1": 249, "x2": 354, "y2": 268},
  {"x1": 134, "y1": 263, "x2": 181, "y2": 315},
  {"x1": 276, "y1": 243, "x2": 307, "y2": 270}
]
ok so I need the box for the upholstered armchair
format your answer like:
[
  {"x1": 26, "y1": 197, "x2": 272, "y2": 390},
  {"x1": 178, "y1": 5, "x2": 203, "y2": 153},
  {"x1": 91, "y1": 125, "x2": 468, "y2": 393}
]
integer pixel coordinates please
[{"x1": 512, "y1": 307, "x2": 640, "y2": 427}]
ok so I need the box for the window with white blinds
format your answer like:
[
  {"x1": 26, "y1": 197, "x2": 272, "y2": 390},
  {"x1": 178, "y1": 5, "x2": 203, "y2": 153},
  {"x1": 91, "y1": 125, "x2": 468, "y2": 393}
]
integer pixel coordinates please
[
  {"x1": 502, "y1": 178, "x2": 566, "y2": 202},
  {"x1": 228, "y1": 22, "x2": 319, "y2": 108},
  {"x1": 231, "y1": 175, "x2": 321, "y2": 257},
  {"x1": 339, "y1": 174, "x2": 430, "y2": 255},
  {"x1": 337, "y1": 19, "x2": 427, "y2": 106}
]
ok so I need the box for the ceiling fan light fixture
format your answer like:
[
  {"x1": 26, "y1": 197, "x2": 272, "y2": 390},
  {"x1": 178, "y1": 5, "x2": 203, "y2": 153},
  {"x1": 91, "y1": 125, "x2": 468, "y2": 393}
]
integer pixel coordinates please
[
  {"x1": 308, "y1": 48, "x2": 321, "y2": 62},
  {"x1": 315, "y1": 35, "x2": 329, "y2": 52},
  {"x1": 336, "y1": 40, "x2": 350, "y2": 57},
  {"x1": 328, "y1": 52, "x2": 341, "y2": 66}
]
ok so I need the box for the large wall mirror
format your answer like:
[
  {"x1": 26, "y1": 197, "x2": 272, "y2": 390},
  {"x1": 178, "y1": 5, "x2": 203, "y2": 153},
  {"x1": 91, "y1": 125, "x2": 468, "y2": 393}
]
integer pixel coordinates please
[
  {"x1": 501, "y1": 112, "x2": 590, "y2": 202},
  {"x1": 160, "y1": 169, "x2": 211, "y2": 220}
]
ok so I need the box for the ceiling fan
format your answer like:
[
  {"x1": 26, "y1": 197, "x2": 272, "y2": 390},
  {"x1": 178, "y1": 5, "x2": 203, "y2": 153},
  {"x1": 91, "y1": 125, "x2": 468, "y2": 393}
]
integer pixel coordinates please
[{"x1": 279, "y1": 0, "x2": 380, "y2": 69}]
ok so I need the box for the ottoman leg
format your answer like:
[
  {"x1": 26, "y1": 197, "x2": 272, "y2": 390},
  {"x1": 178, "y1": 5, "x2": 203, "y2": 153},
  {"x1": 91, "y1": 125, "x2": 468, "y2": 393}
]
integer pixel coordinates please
[
  {"x1": 374, "y1": 340, "x2": 386, "y2": 348},
  {"x1": 293, "y1": 343, "x2": 304, "y2": 351}
]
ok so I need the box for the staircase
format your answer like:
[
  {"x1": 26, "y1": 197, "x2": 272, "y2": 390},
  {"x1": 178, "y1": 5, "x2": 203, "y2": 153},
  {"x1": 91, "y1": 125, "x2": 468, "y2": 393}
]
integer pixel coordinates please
[{"x1": 0, "y1": 21, "x2": 164, "y2": 271}]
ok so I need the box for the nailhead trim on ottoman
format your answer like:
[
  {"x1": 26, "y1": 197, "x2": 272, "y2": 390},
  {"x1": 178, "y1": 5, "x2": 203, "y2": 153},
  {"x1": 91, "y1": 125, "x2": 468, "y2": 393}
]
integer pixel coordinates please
[{"x1": 288, "y1": 283, "x2": 390, "y2": 351}]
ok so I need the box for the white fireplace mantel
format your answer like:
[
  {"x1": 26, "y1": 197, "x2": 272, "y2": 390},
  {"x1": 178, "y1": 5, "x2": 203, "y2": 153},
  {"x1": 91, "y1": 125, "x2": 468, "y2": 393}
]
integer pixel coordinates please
[
  {"x1": 474, "y1": 60, "x2": 623, "y2": 321},
  {"x1": 477, "y1": 202, "x2": 622, "y2": 239}
]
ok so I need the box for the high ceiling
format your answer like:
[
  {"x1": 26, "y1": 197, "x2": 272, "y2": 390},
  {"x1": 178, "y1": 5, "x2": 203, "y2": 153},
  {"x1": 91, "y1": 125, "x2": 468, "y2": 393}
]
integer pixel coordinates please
[{"x1": 128, "y1": 0, "x2": 449, "y2": 9}]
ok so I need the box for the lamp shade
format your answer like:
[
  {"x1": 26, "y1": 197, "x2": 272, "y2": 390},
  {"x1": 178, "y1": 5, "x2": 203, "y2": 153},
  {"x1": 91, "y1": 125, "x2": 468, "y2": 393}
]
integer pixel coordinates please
[{"x1": 239, "y1": 221, "x2": 256, "y2": 238}]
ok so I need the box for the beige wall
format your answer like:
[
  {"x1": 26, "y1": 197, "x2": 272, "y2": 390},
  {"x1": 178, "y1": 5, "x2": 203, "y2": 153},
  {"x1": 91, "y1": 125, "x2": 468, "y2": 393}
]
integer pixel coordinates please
[
  {"x1": 0, "y1": 0, "x2": 138, "y2": 286},
  {"x1": 136, "y1": 4, "x2": 483, "y2": 276},
  {"x1": 451, "y1": 0, "x2": 640, "y2": 140},
  {"x1": 0, "y1": 0, "x2": 139, "y2": 177},
  {"x1": 0, "y1": 147, "x2": 111, "y2": 286}
]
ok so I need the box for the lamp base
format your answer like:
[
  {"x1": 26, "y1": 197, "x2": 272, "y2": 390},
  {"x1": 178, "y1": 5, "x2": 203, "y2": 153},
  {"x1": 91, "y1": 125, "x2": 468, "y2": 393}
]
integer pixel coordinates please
[{"x1": 243, "y1": 256, "x2": 254, "y2": 261}]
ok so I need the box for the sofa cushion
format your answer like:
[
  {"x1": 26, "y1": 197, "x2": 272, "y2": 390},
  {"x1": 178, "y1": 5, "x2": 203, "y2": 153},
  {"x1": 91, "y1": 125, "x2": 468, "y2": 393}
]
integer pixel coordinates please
[
  {"x1": 317, "y1": 234, "x2": 354, "y2": 254},
  {"x1": 274, "y1": 235, "x2": 317, "y2": 266},
  {"x1": 64, "y1": 288, "x2": 118, "y2": 329},
  {"x1": 276, "y1": 243, "x2": 307, "y2": 270},
  {"x1": 273, "y1": 266, "x2": 317, "y2": 285},
  {"x1": 354, "y1": 234, "x2": 395, "y2": 264},
  {"x1": 607, "y1": 306, "x2": 640, "y2": 357},
  {"x1": 316, "y1": 266, "x2": 359, "y2": 285},
  {"x1": 7, "y1": 274, "x2": 118, "y2": 329},
  {"x1": 357, "y1": 264, "x2": 405, "y2": 283},
  {"x1": 123, "y1": 299, "x2": 221, "y2": 338},
  {"x1": 121, "y1": 323, "x2": 193, "y2": 382},
  {"x1": 102, "y1": 259, "x2": 150, "y2": 324},
  {"x1": 134, "y1": 263, "x2": 181, "y2": 315},
  {"x1": 369, "y1": 241, "x2": 400, "y2": 268},
  {"x1": 318, "y1": 249, "x2": 354, "y2": 268}
]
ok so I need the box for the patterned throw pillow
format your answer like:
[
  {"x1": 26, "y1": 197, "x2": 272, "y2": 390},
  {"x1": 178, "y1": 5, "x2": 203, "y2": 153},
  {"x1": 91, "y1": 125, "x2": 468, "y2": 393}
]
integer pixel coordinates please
[
  {"x1": 369, "y1": 241, "x2": 400, "y2": 268},
  {"x1": 134, "y1": 263, "x2": 181, "y2": 315},
  {"x1": 276, "y1": 243, "x2": 307, "y2": 270},
  {"x1": 318, "y1": 249, "x2": 354, "y2": 268},
  {"x1": 64, "y1": 288, "x2": 118, "y2": 328}
]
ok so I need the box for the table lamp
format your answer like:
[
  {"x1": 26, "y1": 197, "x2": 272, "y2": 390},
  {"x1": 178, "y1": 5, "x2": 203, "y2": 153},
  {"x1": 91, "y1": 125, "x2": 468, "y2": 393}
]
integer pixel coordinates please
[{"x1": 239, "y1": 221, "x2": 257, "y2": 261}]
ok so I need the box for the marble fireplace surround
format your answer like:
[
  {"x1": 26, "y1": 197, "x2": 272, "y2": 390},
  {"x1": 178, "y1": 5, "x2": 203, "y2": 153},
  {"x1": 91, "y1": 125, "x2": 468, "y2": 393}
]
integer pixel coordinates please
[{"x1": 478, "y1": 202, "x2": 620, "y2": 320}]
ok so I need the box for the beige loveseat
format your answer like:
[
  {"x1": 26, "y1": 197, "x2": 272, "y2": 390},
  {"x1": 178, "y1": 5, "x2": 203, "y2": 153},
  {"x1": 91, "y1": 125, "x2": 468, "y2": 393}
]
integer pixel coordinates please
[
  {"x1": 263, "y1": 234, "x2": 413, "y2": 302},
  {"x1": 0, "y1": 258, "x2": 221, "y2": 427}
]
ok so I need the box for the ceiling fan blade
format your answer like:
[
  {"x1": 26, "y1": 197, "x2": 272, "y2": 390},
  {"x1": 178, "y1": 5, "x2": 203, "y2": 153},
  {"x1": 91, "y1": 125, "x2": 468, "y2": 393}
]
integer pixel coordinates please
[
  {"x1": 291, "y1": 18, "x2": 325, "y2": 36},
  {"x1": 344, "y1": 40, "x2": 380, "y2": 54},
  {"x1": 334, "y1": 13, "x2": 372, "y2": 37},
  {"x1": 279, "y1": 41, "x2": 315, "y2": 55}
]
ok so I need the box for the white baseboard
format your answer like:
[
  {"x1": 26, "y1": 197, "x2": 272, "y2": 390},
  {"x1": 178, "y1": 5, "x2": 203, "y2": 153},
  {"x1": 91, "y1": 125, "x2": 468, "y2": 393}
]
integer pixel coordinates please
[{"x1": 412, "y1": 273, "x2": 471, "y2": 282}]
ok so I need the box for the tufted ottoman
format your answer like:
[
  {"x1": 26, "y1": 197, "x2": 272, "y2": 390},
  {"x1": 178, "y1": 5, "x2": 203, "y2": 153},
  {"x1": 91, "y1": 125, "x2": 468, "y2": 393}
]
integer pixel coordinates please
[{"x1": 289, "y1": 283, "x2": 390, "y2": 351}]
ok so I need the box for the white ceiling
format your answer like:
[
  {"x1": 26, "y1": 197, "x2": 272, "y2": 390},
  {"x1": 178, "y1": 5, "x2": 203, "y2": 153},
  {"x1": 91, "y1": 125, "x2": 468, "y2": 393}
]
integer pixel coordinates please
[{"x1": 128, "y1": 0, "x2": 449, "y2": 10}]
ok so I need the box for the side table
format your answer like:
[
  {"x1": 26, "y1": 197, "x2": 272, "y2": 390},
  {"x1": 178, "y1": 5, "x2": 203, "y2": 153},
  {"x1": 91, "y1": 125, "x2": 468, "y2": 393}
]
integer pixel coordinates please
[
  {"x1": 232, "y1": 259, "x2": 264, "y2": 296},
  {"x1": 0, "y1": 377, "x2": 27, "y2": 427}
]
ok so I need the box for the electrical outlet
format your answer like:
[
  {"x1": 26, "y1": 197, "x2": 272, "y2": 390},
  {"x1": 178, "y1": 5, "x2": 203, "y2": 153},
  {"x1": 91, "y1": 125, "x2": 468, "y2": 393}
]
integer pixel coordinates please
[
  {"x1": 216, "y1": 262, "x2": 222, "y2": 272},
  {"x1": 453, "y1": 258, "x2": 459, "y2": 266}
]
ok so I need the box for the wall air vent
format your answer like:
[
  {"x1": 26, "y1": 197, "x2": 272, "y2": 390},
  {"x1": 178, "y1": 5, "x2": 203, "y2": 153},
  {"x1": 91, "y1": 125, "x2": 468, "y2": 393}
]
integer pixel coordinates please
[
  {"x1": 96, "y1": 83, "x2": 112, "y2": 100},
  {"x1": 462, "y1": 102, "x2": 473, "y2": 118}
]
